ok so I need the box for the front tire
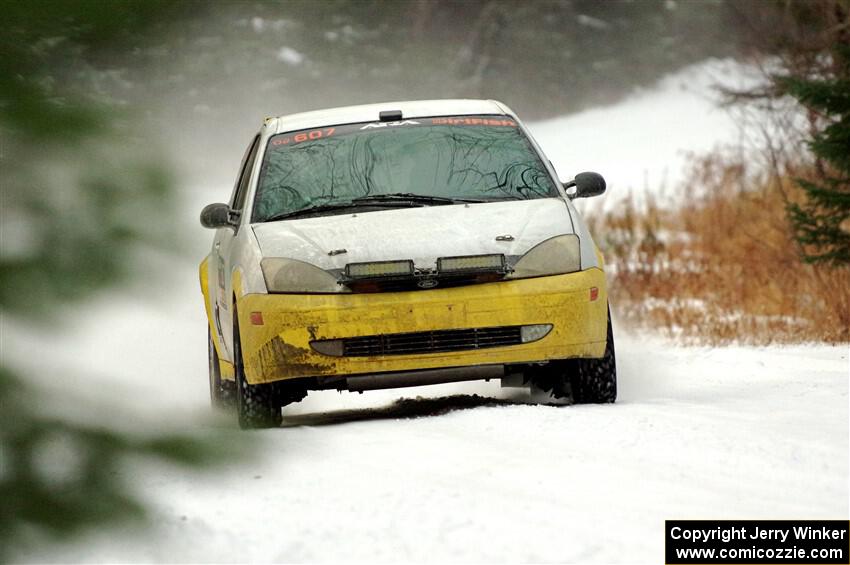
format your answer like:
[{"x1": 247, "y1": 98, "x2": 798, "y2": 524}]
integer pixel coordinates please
[
  {"x1": 233, "y1": 317, "x2": 281, "y2": 429},
  {"x1": 569, "y1": 312, "x2": 617, "y2": 404},
  {"x1": 529, "y1": 307, "x2": 617, "y2": 404}
]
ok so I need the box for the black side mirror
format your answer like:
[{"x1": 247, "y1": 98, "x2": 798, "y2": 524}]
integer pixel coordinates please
[
  {"x1": 200, "y1": 203, "x2": 235, "y2": 229},
  {"x1": 565, "y1": 172, "x2": 606, "y2": 199}
]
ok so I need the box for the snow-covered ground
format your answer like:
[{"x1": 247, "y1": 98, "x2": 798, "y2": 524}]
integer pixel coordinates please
[
  {"x1": 11, "y1": 325, "x2": 849, "y2": 563},
  {"x1": 4, "y1": 59, "x2": 848, "y2": 563}
]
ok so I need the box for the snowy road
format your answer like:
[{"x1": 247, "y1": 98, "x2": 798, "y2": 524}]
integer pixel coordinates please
[
  {"x1": 11, "y1": 287, "x2": 848, "y2": 563},
  {"x1": 150, "y1": 339, "x2": 847, "y2": 564}
]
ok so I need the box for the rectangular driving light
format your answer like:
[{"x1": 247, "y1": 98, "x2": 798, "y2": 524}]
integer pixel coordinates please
[
  {"x1": 437, "y1": 254, "x2": 506, "y2": 273},
  {"x1": 344, "y1": 260, "x2": 414, "y2": 279}
]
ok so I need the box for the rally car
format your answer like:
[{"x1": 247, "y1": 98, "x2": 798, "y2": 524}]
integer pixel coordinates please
[{"x1": 199, "y1": 99, "x2": 615, "y2": 428}]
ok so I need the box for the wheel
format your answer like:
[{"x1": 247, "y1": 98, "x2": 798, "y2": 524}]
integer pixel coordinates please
[
  {"x1": 208, "y1": 328, "x2": 235, "y2": 410},
  {"x1": 569, "y1": 311, "x2": 617, "y2": 404},
  {"x1": 528, "y1": 306, "x2": 617, "y2": 404},
  {"x1": 233, "y1": 317, "x2": 281, "y2": 429}
]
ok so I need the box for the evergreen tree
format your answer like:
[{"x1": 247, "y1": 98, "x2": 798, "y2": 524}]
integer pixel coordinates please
[
  {"x1": 784, "y1": 44, "x2": 850, "y2": 265},
  {"x1": 0, "y1": 2, "x2": 236, "y2": 559}
]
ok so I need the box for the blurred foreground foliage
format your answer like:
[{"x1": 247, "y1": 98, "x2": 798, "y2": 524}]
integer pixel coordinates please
[
  {"x1": 0, "y1": 1, "x2": 242, "y2": 560},
  {"x1": 0, "y1": 0, "x2": 199, "y2": 311},
  {"x1": 0, "y1": 370, "x2": 232, "y2": 555}
]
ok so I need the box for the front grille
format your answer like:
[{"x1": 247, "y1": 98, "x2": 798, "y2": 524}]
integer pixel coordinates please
[
  {"x1": 342, "y1": 271, "x2": 507, "y2": 293},
  {"x1": 339, "y1": 325, "x2": 524, "y2": 357}
]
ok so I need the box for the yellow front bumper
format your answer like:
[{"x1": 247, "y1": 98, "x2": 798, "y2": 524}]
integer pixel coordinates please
[{"x1": 233, "y1": 269, "x2": 609, "y2": 385}]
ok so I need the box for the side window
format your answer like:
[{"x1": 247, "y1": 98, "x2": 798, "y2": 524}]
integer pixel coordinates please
[{"x1": 229, "y1": 135, "x2": 260, "y2": 212}]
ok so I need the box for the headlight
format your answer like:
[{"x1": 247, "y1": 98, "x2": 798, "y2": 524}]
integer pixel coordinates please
[
  {"x1": 261, "y1": 258, "x2": 348, "y2": 293},
  {"x1": 507, "y1": 234, "x2": 581, "y2": 279}
]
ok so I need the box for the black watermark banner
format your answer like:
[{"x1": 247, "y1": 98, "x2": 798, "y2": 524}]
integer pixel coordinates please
[{"x1": 666, "y1": 520, "x2": 849, "y2": 564}]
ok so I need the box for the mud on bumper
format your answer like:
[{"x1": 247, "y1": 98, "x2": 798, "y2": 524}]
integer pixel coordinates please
[{"x1": 235, "y1": 269, "x2": 609, "y2": 385}]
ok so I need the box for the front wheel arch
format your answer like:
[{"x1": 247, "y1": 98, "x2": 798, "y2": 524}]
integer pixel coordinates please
[{"x1": 232, "y1": 304, "x2": 281, "y2": 429}]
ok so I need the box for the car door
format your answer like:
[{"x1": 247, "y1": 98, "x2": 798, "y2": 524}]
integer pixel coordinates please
[{"x1": 212, "y1": 134, "x2": 260, "y2": 360}]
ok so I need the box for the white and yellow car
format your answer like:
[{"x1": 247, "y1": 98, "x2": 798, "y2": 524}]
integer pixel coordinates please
[{"x1": 199, "y1": 99, "x2": 616, "y2": 428}]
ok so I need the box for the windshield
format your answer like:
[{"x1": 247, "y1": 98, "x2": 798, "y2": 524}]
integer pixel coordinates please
[{"x1": 252, "y1": 115, "x2": 559, "y2": 222}]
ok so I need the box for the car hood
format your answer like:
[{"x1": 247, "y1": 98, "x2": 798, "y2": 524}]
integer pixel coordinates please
[{"x1": 251, "y1": 198, "x2": 575, "y2": 271}]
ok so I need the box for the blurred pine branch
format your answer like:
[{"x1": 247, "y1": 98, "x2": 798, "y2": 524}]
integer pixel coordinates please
[{"x1": 0, "y1": 2, "x2": 242, "y2": 560}]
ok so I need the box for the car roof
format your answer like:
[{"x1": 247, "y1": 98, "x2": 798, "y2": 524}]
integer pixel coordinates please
[{"x1": 265, "y1": 99, "x2": 514, "y2": 135}]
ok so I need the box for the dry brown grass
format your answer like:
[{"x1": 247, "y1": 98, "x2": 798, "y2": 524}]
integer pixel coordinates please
[{"x1": 590, "y1": 154, "x2": 850, "y2": 345}]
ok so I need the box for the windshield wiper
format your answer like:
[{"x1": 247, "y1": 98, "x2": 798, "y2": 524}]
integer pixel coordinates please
[
  {"x1": 352, "y1": 193, "x2": 486, "y2": 205},
  {"x1": 263, "y1": 200, "x2": 423, "y2": 222},
  {"x1": 263, "y1": 193, "x2": 490, "y2": 222}
]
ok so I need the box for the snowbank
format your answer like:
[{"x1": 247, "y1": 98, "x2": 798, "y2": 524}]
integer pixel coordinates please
[{"x1": 529, "y1": 58, "x2": 768, "y2": 206}]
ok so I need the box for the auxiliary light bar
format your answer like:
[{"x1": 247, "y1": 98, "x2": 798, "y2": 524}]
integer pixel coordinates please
[
  {"x1": 344, "y1": 260, "x2": 415, "y2": 279},
  {"x1": 437, "y1": 254, "x2": 506, "y2": 273}
]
